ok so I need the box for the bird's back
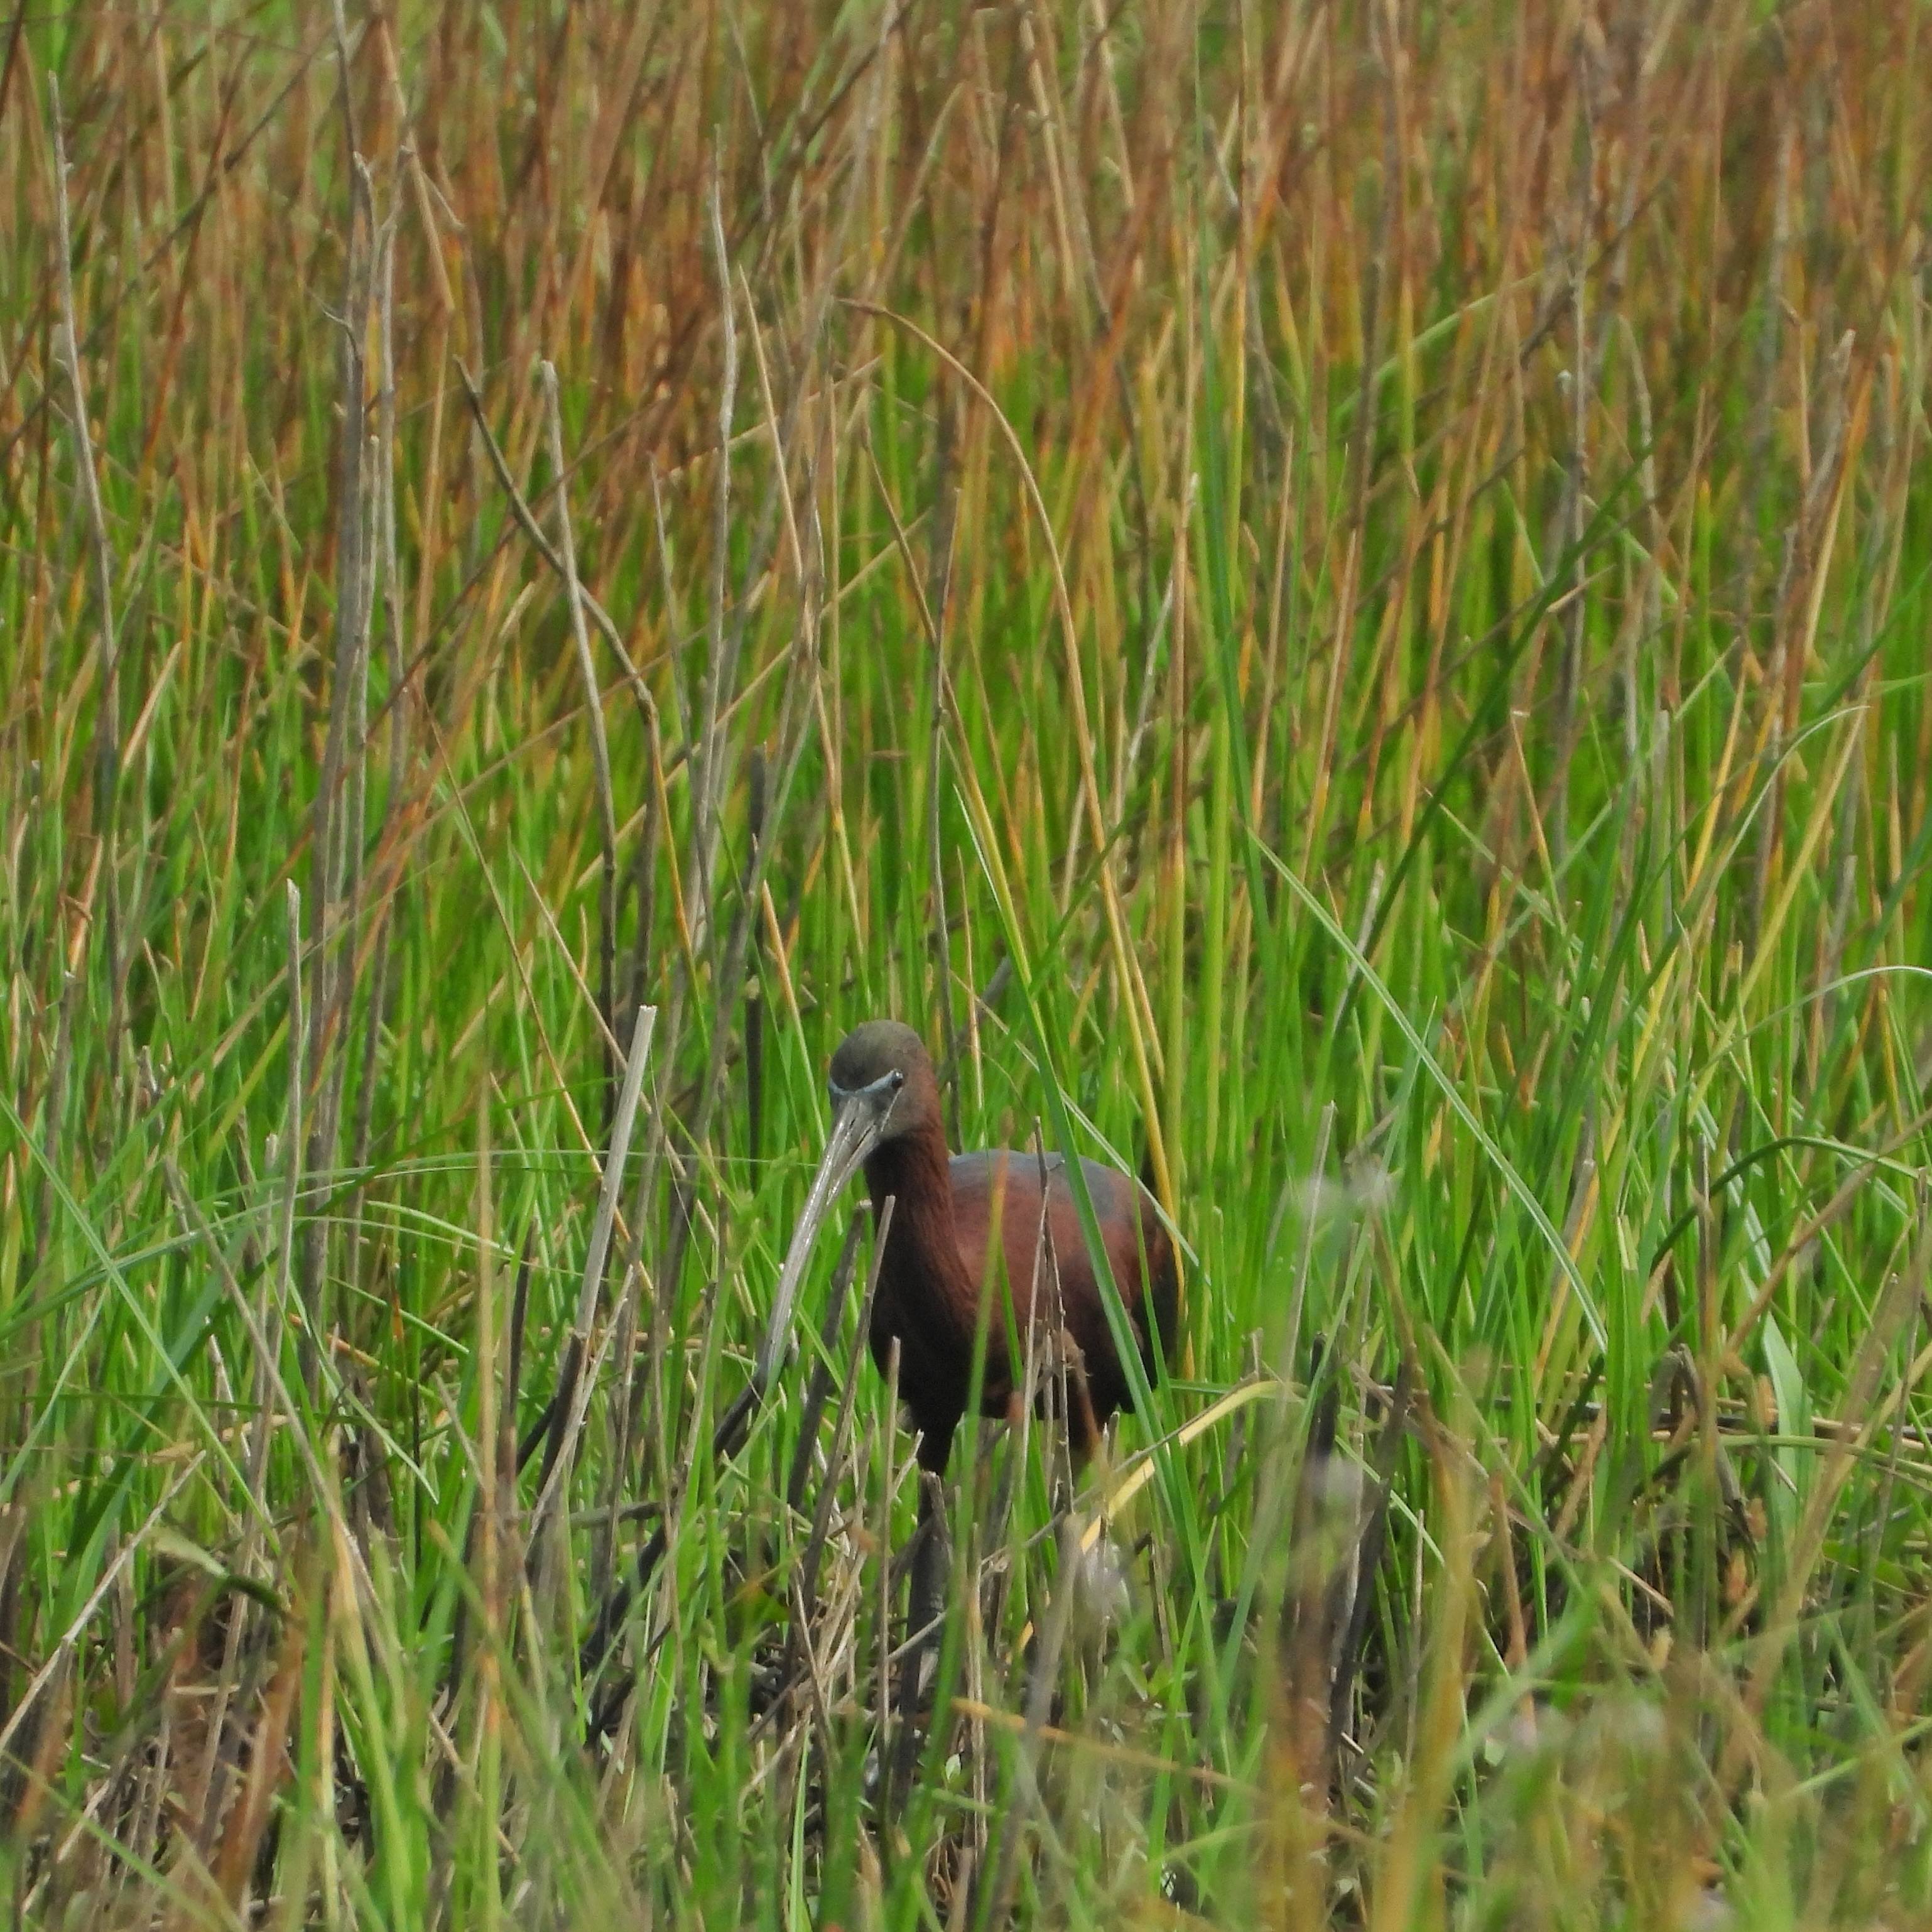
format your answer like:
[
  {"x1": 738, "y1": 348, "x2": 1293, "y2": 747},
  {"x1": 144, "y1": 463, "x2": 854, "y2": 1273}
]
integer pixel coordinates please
[{"x1": 946, "y1": 1149, "x2": 1176, "y2": 1431}]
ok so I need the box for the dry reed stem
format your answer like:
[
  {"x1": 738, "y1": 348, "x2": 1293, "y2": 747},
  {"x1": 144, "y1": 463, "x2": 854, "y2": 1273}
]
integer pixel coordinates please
[
  {"x1": 539, "y1": 357, "x2": 621, "y2": 1116},
  {"x1": 46, "y1": 76, "x2": 121, "y2": 1075}
]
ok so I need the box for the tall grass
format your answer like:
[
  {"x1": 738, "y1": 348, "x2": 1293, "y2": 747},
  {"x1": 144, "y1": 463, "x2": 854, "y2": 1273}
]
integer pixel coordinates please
[{"x1": 3, "y1": 0, "x2": 1931, "y2": 1923}]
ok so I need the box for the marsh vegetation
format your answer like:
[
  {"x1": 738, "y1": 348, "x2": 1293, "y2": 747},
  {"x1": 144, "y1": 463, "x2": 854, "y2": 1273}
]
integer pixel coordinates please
[{"x1": 3, "y1": 1, "x2": 1932, "y2": 1923}]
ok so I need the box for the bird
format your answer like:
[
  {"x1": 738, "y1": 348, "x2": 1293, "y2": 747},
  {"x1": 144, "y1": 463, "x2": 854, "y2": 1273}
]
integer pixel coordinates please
[
  {"x1": 822, "y1": 1019, "x2": 1180, "y2": 1484},
  {"x1": 576, "y1": 1022, "x2": 1177, "y2": 1742},
  {"x1": 810, "y1": 1019, "x2": 1178, "y2": 1794}
]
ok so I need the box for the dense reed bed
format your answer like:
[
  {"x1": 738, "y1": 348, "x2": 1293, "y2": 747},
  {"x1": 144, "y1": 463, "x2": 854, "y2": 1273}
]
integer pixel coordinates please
[{"x1": 3, "y1": 1, "x2": 1932, "y2": 1923}]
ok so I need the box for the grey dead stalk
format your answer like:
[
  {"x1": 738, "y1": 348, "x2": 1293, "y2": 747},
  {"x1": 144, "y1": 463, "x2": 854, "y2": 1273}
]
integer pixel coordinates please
[
  {"x1": 529, "y1": 1004, "x2": 657, "y2": 1590},
  {"x1": 301, "y1": 119, "x2": 377, "y2": 1384}
]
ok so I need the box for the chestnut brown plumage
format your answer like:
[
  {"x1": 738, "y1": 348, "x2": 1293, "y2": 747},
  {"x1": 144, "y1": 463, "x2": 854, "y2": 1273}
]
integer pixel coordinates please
[{"x1": 826, "y1": 1019, "x2": 1178, "y2": 1479}]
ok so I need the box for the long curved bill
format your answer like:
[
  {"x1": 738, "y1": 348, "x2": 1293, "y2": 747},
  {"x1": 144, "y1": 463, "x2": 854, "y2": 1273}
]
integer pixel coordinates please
[{"x1": 752, "y1": 1073, "x2": 901, "y2": 1389}]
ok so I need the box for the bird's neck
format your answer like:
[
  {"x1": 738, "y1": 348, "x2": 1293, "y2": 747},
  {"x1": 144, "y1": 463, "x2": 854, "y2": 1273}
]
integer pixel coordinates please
[{"x1": 862, "y1": 1121, "x2": 960, "y2": 1284}]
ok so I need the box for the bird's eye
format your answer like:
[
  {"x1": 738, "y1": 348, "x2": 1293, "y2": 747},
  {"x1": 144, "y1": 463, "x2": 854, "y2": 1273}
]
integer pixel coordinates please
[{"x1": 889, "y1": 1070, "x2": 905, "y2": 1092}]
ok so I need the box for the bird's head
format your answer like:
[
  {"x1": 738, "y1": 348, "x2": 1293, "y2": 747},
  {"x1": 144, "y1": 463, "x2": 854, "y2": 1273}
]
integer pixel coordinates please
[
  {"x1": 750, "y1": 1019, "x2": 936, "y2": 1389},
  {"x1": 827, "y1": 1019, "x2": 934, "y2": 1153}
]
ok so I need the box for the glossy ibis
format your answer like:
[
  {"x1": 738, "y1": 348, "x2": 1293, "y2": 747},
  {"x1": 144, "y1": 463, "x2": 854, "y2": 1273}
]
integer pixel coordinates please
[
  {"x1": 578, "y1": 1019, "x2": 1178, "y2": 1744},
  {"x1": 818, "y1": 1020, "x2": 1178, "y2": 1477},
  {"x1": 785, "y1": 1019, "x2": 1177, "y2": 1777}
]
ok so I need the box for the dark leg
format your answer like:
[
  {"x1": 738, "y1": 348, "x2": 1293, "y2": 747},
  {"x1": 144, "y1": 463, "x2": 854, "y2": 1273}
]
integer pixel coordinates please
[{"x1": 904, "y1": 1470, "x2": 949, "y2": 1673}]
